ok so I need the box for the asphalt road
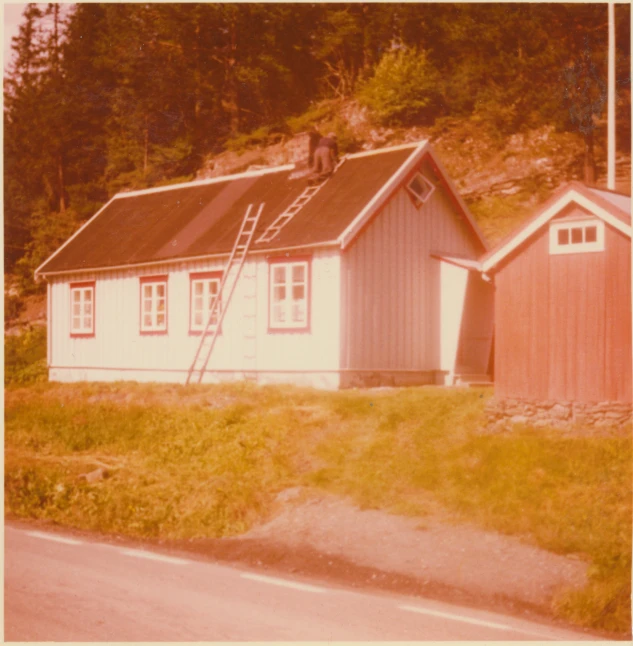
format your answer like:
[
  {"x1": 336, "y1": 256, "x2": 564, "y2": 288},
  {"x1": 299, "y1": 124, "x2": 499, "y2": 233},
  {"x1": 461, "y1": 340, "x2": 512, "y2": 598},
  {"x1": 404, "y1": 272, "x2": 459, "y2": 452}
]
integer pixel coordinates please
[{"x1": 5, "y1": 523, "x2": 591, "y2": 642}]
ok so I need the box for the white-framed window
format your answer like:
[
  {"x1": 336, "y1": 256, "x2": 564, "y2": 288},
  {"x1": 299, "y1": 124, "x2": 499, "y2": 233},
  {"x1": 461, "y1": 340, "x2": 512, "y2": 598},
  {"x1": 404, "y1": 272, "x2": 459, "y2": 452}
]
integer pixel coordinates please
[
  {"x1": 140, "y1": 275, "x2": 168, "y2": 334},
  {"x1": 190, "y1": 272, "x2": 222, "y2": 332},
  {"x1": 549, "y1": 219, "x2": 605, "y2": 255},
  {"x1": 406, "y1": 172, "x2": 435, "y2": 206},
  {"x1": 269, "y1": 258, "x2": 310, "y2": 330},
  {"x1": 70, "y1": 281, "x2": 95, "y2": 337}
]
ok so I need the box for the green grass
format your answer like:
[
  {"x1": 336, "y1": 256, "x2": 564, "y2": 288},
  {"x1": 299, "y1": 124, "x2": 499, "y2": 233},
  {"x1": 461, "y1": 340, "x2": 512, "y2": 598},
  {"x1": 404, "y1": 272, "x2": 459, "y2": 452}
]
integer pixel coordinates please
[{"x1": 4, "y1": 382, "x2": 631, "y2": 633}]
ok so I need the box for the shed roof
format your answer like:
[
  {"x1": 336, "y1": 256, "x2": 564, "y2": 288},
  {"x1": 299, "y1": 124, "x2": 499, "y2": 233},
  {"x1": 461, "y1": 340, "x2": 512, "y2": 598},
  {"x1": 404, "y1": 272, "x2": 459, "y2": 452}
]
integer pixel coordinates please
[
  {"x1": 36, "y1": 141, "x2": 486, "y2": 277},
  {"x1": 482, "y1": 181, "x2": 632, "y2": 273}
]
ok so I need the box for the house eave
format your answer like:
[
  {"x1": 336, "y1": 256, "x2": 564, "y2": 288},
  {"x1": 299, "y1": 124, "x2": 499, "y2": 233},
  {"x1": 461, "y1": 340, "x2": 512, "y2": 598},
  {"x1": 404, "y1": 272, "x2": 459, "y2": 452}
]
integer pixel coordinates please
[{"x1": 35, "y1": 240, "x2": 341, "y2": 279}]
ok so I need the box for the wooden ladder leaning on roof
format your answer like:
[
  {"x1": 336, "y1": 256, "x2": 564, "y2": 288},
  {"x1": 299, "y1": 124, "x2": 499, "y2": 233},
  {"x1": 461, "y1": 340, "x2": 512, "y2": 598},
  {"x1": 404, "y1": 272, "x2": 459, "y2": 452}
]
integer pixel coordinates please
[
  {"x1": 185, "y1": 203, "x2": 265, "y2": 386},
  {"x1": 256, "y1": 156, "x2": 347, "y2": 244}
]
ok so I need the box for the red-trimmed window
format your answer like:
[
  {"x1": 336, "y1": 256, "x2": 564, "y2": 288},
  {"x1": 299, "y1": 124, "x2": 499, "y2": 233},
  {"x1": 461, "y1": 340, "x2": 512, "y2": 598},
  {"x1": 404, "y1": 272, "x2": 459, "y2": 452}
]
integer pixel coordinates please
[
  {"x1": 190, "y1": 271, "x2": 222, "y2": 333},
  {"x1": 140, "y1": 275, "x2": 168, "y2": 334},
  {"x1": 268, "y1": 257, "x2": 310, "y2": 331},
  {"x1": 70, "y1": 281, "x2": 95, "y2": 337}
]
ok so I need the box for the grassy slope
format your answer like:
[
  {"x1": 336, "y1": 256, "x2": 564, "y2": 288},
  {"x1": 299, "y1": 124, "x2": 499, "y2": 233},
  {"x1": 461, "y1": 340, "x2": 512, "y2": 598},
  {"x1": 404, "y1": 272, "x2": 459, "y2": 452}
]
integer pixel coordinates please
[{"x1": 5, "y1": 382, "x2": 631, "y2": 633}]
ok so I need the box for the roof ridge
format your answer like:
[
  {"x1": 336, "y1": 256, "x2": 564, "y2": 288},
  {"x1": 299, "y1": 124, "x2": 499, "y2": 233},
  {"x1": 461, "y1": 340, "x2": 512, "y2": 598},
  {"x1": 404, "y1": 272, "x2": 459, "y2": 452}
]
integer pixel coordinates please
[
  {"x1": 346, "y1": 140, "x2": 426, "y2": 159},
  {"x1": 113, "y1": 141, "x2": 429, "y2": 200},
  {"x1": 113, "y1": 164, "x2": 296, "y2": 200}
]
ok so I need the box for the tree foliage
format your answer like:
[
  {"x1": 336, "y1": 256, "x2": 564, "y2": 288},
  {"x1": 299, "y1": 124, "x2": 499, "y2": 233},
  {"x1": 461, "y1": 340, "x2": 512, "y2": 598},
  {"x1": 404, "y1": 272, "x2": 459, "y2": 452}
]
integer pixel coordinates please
[
  {"x1": 358, "y1": 48, "x2": 441, "y2": 125},
  {"x1": 4, "y1": 3, "x2": 630, "y2": 286}
]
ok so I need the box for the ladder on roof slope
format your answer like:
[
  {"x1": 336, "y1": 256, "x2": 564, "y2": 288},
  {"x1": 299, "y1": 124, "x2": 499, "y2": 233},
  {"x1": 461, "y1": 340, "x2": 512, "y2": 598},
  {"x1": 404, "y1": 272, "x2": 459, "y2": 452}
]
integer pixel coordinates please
[
  {"x1": 256, "y1": 183, "x2": 323, "y2": 243},
  {"x1": 256, "y1": 156, "x2": 347, "y2": 244},
  {"x1": 185, "y1": 203, "x2": 265, "y2": 385}
]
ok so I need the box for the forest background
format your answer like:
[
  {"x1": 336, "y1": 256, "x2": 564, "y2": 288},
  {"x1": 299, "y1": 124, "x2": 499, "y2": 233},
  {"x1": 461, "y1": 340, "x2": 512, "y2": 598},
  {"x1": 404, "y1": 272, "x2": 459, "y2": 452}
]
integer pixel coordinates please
[{"x1": 4, "y1": 2, "x2": 631, "y2": 297}]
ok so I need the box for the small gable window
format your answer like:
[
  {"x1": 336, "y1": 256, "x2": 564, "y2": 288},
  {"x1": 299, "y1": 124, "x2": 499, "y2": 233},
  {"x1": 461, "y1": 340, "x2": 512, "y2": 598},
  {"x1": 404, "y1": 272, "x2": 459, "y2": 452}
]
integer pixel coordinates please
[
  {"x1": 70, "y1": 281, "x2": 95, "y2": 337},
  {"x1": 549, "y1": 220, "x2": 605, "y2": 255},
  {"x1": 268, "y1": 257, "x2": 310, "y2": 331},
  {"x1": 406, "y1": 172, "x2": 435, "y2": 207},
  {"x1": 140, "y1": 275, "x2": 168, "y2": 334}
]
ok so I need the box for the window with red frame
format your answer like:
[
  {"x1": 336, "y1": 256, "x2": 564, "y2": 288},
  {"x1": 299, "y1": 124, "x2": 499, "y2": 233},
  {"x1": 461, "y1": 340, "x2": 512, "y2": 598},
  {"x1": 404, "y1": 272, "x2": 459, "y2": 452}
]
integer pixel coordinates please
[
  {"x1": 140, "y1": 276, "x2": 167, "y2": 333},
  {"x1": 269, "y1": 259, "x2": 309, "y2": 330},
  {"x1": 190, "y1": 272, "x2": 222, "y2": 332},
  {"x1": 70, "y1": 282, "x2": 95, "y2": 336}
]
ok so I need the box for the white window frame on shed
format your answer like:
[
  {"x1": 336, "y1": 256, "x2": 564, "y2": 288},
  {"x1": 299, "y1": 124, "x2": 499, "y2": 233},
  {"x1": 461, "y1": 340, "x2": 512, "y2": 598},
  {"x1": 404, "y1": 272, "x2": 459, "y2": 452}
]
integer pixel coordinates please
[
  {"x1": 189, "y1": 271, "x2": 222, "y2": 333},
  {"x1": 140, "y1": 275, "x2": 168, "y2": 334},
  {"x1": 406, "y1": 172, "x2": 435, "y2": 207},
  {"x1": 549, "y1": 219, "x2": 605, "y2": 255},
  {"x1": 70, "y1": 281, "x2": 95, "y2": 337},
  {"x1": 268, "y1": 257, "x2": 310, "y2": 331}
]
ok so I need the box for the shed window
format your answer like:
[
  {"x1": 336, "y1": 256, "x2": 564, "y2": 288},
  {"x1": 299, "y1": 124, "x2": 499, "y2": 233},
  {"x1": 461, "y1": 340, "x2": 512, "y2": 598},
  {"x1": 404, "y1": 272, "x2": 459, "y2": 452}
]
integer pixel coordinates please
[
  {"x1": 549, "y1": 220, "x2": 605, "y2": 255},
  {"x1": 406, "y1": 172, "x2": 435, "y2": 207},
  {"x1": 268, "y1": 258, "x2": 310, "y2": 331},
  {"x1": 140, "y1": 276, "x2": 168, "y2": 333},
  {"x1": 190, "y1": 272, "x2": 222, "y2": 333},
  {"x1": 70, "y1": 282, "x2": 95, "y2": 337}
]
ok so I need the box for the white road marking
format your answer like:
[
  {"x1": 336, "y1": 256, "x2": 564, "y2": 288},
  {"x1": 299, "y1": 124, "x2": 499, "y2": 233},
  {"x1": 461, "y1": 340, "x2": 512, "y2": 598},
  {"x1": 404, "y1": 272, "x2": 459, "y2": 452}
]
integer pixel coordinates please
[
  {"x1": 120, "y1": 548, "x2": 191, "y2": 565},
  {"x1": 26, "y1": 531, "x2": 83, "y2": 546},
  {"x1": 241, "y1": 572, "x2": 326, "y2": 594},
  {"x1": 400, "y1": 605, "x2": 513, "y2": 632},
  {"x1": 400, "y1": 604, "x2": 565, "y2": 639}
]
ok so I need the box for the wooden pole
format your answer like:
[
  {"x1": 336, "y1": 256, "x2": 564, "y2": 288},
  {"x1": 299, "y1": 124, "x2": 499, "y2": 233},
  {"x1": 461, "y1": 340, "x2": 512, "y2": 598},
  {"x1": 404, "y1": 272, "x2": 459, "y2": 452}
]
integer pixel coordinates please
[{"x1": 607, "y1": 2, "x2": 615, "y2": 190}]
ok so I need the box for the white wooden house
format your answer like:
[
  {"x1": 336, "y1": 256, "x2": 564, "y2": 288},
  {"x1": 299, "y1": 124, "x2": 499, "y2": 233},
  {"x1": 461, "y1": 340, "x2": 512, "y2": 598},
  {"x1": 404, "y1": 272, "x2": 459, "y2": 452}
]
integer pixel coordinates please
[{"x1": 36, "y1": 141, "x2": 492, "y2": 389}]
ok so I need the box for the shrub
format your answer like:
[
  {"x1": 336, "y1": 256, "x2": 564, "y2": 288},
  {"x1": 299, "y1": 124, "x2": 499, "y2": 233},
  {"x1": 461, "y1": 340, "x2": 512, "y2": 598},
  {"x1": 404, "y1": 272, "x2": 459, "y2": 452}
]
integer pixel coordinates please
[
  {"x1": 357, "y1": 48, "x2": 442, "y2": 127},
  {"x1": 5, "y1": 326, "x2": 48, "y2": 385},
  {"x1": 5, "y1": 293, "x2": 24, "y2": 325}
]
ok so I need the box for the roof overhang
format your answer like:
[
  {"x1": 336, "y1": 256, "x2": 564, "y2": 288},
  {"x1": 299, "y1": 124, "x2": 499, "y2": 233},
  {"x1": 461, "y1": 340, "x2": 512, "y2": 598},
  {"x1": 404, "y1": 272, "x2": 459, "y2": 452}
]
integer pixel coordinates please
[
  {"x1": 482, "y1": 182, "x2": 632, "y2": 273},
  {"x1": 431, "y1": 253, "x2": 482, "y2": 272}
]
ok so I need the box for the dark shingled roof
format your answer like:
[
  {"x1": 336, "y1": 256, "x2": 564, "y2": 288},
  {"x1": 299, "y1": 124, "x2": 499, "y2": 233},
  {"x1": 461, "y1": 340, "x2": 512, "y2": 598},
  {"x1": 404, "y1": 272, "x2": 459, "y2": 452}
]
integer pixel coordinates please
[{"x1": 36, "y1": 144, "x2": 418, "y2": 274}]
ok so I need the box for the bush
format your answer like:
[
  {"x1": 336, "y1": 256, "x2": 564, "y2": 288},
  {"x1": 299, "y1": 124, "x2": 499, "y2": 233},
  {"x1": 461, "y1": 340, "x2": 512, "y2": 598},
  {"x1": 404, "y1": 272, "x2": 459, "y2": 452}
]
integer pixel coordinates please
[
  {"x1": 357, "y1": 48, "x2": 442, "y2": 126},
  {"x1": 5, "y1": 326, "x2": 48, "y2": 385},
  {"x1": 5, "y1": 293, "x2": 24, "y2": 325}
]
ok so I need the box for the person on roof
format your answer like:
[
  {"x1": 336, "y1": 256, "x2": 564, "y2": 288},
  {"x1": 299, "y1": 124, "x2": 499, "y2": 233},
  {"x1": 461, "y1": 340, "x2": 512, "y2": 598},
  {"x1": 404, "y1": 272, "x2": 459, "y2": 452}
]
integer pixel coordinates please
[{"x1": 311, "y1": 132, "x2": 338, "y2": 180}]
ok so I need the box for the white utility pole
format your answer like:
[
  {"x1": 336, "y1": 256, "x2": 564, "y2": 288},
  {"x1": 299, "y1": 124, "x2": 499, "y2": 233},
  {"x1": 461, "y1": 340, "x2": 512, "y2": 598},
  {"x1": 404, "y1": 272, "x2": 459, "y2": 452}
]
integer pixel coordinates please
[{"x1": 607, "y1": 2, "x2": 616, "y2": 190}]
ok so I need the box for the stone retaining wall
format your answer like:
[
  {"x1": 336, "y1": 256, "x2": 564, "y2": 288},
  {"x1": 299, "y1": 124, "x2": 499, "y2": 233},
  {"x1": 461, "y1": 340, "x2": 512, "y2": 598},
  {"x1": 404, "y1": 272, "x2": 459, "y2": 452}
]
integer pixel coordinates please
[{"x1": 485, "y1": 398, "x2": 632, "y2": 430}]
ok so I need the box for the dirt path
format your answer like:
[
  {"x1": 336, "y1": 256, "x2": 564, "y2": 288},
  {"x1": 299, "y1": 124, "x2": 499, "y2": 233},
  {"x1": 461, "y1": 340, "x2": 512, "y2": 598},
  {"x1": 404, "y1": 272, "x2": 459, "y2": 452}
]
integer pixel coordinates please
[{"x1": 237, "y1": 488, "x2": 588, "y2": 621}]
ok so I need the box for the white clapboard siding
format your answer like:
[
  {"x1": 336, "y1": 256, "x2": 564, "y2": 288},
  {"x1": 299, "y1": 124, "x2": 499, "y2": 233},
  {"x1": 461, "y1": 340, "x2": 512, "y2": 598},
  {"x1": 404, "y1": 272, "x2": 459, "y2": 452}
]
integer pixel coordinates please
[
  {"x1": 340, "y1": 159, "x2": 480, "y2": 372},
  {"x1": 49, "y1": 249, "x2": 341, "y2": 387}
]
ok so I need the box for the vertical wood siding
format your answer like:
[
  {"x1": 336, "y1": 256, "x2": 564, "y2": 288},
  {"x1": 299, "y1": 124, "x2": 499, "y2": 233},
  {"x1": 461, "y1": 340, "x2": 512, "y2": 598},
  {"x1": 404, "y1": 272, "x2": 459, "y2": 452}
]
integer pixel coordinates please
[
  {"x1": 494, "y1": 219, "x2": 631, "y2": 403},
  {"x1": 341, "y1": 162, "x2": 481, "y2": 371},
  {"x1": 49, "y1": 249, "x2": 341, "y2": 382}
]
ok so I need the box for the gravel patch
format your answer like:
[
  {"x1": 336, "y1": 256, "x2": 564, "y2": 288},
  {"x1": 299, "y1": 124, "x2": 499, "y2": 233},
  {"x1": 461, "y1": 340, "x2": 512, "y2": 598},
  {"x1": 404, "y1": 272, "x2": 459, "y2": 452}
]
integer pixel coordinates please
[{"x1": 245, "y1": 488, "x2": 588, "y2": 610}]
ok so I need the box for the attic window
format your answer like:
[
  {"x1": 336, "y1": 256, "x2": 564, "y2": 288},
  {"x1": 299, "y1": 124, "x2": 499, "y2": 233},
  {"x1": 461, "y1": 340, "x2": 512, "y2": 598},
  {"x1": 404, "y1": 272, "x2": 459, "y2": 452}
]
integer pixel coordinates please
[
  {"x1": 549, "y1": 220, "x2": 605, "y2": 255},
  {"x1": 406, "y1": 172, "x2": 435, "y2": 207}
]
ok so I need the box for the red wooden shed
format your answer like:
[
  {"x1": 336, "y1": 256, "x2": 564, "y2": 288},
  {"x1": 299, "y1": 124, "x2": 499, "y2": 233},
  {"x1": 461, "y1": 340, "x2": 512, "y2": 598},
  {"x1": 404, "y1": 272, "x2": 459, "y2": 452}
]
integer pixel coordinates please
[{"x1": 482, "y1": 182, "x2": 631, "y2": 416}]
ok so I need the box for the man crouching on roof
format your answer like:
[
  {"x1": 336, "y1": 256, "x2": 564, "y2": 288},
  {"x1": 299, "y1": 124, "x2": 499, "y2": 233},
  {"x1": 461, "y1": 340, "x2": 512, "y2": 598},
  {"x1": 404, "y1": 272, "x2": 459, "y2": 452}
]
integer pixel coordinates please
[{"x1": 311, "y1": 132, "x2": 338, "y2": 181}]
